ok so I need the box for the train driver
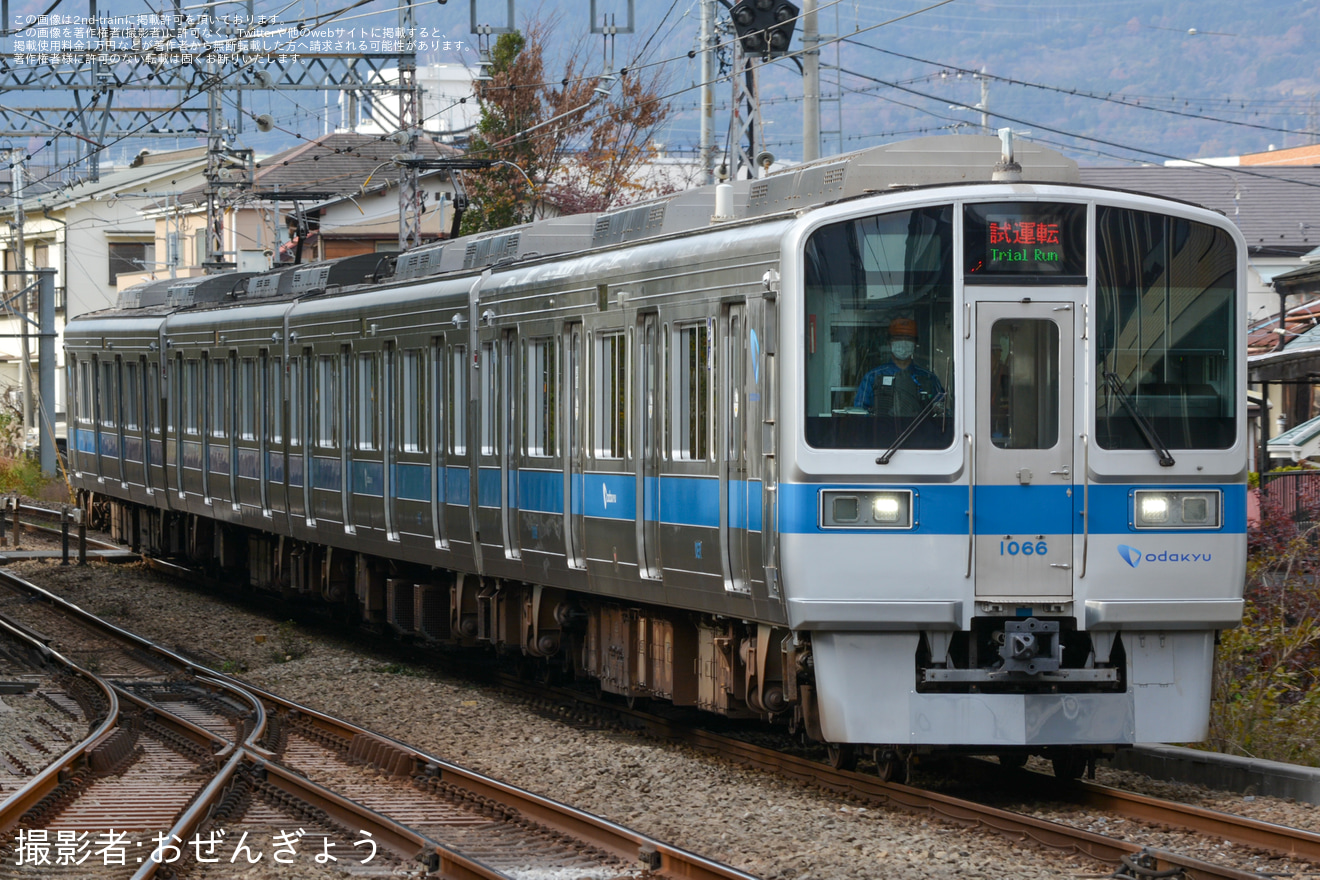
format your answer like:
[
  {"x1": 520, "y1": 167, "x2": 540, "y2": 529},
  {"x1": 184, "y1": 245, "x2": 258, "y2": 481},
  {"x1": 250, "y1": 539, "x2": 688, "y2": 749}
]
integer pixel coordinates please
[{"x1": 852, "y1": 317, "x2": 944, "y2": 416}]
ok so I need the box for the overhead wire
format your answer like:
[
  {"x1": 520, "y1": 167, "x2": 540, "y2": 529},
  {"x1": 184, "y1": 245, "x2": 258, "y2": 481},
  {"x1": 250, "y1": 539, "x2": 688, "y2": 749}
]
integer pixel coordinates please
[{"x1": 839, "y1": 38, "x2": 1320, "y2": 140}]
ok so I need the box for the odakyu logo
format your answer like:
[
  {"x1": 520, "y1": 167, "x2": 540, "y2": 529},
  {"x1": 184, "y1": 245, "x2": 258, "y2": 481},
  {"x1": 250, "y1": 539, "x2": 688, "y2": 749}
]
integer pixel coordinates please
[
  {"x1": 1117, "y1": 545, "x2": 1142, "y2": 568},
  {"x1": 1117, "y1": 544, "x2": 1212, "y2": 568}
]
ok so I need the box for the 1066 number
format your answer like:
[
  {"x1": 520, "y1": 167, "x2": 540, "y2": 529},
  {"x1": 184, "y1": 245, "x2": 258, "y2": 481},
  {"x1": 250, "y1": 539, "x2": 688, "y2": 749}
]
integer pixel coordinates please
[{"x1": 1000, "y1": 540, "x2": 1047, "y2": 557}]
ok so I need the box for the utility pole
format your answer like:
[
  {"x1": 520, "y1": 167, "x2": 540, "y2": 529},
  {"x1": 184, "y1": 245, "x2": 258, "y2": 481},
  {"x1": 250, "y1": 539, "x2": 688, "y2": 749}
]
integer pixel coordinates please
[
  {"x1": 802, "y1": 0, "x2": 820, "y2": 162},
  {"x1": 699, "y1": 0, "x2": 716, "y2": 184},
  {"x1": 397, "y1": 0, "x2": 422, "y2": 251},
  {"x1": 10, "y1": 150, "x2": 30, "y2": 439},
  {"x1": 979, "y1": 69, "x2": 990, "y2": 133}
]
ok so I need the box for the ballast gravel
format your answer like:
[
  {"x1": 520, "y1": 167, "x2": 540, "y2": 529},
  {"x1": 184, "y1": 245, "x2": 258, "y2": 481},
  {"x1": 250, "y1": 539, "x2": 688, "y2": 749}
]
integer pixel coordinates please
[{"x1": 6, "y1": 558, "x2": 1317, "y2": 879}]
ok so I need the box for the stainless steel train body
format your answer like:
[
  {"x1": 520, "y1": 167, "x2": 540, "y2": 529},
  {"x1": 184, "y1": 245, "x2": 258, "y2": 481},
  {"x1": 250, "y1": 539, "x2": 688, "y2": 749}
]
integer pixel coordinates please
[{"x1": 65, "y1": 137, "x2": 1247, "y2": 762}]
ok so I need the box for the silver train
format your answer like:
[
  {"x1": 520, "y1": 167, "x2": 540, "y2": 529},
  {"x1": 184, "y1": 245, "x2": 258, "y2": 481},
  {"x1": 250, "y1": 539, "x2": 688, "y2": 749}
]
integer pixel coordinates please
[{"x1": 66, "y1": 136, "x2": 1247, "y2": 775}]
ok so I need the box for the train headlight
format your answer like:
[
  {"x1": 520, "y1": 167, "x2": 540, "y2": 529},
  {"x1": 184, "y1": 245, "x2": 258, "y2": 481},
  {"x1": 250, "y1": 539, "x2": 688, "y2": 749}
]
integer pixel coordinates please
[
  {"x1": 1133, "y1": 489, "x2": 1221, "y2": 529},
  {"x1": 873, "y1": 496, "x2": 902, "y2": 523},
  {"x1": 1139, "y1": 495, "x2": 1169, "y2": 524},
  {"x1": 820, "y1": 490, "x2": 914, "y2": 529}
]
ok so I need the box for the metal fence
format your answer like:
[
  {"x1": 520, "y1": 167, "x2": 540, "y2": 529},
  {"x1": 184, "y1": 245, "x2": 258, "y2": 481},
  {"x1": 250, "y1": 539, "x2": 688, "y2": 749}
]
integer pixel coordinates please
[{"x1": 1260, "y1": 471, "x2": 1320, "y2": 528}]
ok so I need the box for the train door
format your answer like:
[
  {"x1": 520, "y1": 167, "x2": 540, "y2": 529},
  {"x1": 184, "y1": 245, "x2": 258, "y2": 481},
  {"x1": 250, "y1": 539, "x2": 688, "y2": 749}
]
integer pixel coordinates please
[
  {"x1": 382, "y1": 343, "x2": 397, "y2": 541},
  {"x1": 637, "y1": 314, "x2": 661, "y2": 579},
  {"x1": 499, "y1": 330, "x2": 520, "y2": 559},
  {"x1": 341, "y1": 345, "x2": 354, "y2": 532},
  {"x1": 721, "y1": 304, "x2": 750, "y2": 593},
  {"x1": 564, "y1": 322, "x2": 586, "y2": 569},
  {"x1": 91, "y1": 355, "x2": 105, "y2": 480},
  {"x1": 112, "y1": 356, "x2": 126, "y2": 486},
  {"x1": 971, "y1": 300, "x2": 1075, "y2": 598},
  {"x1": 430, "y1": 337, "x2": 447, "y2": 549},
  {"x1": 136, "y1": 356, "x2": 152, "y2": 495},
  {"x1": 228, "y1": 352, "x2": 240, "y2": 509},
  {"x1": 201, "y1": 353, "x2": 212, "y2": 501},
  {"x1": 258, "y1": 353, "x2": 272, "y2": 515}
]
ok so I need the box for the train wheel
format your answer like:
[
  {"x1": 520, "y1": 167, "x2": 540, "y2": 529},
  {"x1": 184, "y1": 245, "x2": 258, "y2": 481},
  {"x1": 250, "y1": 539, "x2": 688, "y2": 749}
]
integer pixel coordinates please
[
  {"x1": 998, "y1": 753, "x2": 1028, "y2": 770},
  {"x1": 872, "y1": 749, "x2": 908, "y2": 784},
  {"x1": 1051, "y1": 751, "x2": 1086, "y2": 780},
  {"x1": 825, "y1": 744, "x2": 858, "y2": 771}
]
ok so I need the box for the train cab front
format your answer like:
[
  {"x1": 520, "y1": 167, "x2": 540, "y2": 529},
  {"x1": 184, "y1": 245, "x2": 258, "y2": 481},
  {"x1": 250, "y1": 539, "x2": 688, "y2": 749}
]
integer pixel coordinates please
[{"x1": 778, "y1": 191, "x2": 1248, "y2": 763}]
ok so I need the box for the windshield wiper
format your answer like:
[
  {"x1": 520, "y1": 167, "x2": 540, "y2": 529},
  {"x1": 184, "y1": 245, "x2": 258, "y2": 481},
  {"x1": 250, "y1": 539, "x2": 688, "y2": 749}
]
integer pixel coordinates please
[
  {"x1": 877, "y1": 392, "x2": 946, "y2": 465},
  {"x1": 1102, "y1": 371, "x2": 1175, "y2": 467}
]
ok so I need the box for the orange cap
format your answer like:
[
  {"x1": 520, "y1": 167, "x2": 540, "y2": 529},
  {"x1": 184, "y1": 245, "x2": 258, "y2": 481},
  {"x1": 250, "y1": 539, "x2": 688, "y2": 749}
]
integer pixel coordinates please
[{"x1": 889, "y1": 317, "x2": 918, "y2": 339}]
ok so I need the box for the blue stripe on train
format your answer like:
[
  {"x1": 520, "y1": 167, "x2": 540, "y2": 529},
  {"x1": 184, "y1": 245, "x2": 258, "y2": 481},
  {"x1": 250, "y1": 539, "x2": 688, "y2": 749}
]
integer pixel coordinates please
[
  {"x1": 285, "y1": 463, "x2": 762, "y2": 530},
  {"x1": 778, "y1": 482, "x2": 1247, "y2": 535}
]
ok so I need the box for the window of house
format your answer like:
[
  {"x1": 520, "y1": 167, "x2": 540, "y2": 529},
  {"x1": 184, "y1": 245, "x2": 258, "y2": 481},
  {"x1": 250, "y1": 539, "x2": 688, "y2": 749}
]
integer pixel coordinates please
[{"x1": 108, "y1": 241, "x2": 154, "y2": 286}]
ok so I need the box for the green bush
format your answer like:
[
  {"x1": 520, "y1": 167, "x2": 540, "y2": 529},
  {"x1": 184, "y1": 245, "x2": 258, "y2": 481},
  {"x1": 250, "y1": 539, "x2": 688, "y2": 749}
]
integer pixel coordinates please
[
  {"x1": 1207, "y1": 529, "x2": 1320, "y2": 766},
  {"x1": 0, "y1": 456, "x2": 49, "y2": 496}
]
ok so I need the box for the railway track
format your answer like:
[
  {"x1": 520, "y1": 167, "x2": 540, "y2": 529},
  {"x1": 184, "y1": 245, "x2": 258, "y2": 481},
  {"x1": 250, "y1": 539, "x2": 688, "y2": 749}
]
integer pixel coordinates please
[
  {"x1": 530, "y1": 692, "x2": 1320, "y2": 880},
  {"x1": 0, "y1": 566, "x2": 758, "y2": 880},
  {"x1": 5, "y1": 515, "x2": 1318, "y2": 878}
]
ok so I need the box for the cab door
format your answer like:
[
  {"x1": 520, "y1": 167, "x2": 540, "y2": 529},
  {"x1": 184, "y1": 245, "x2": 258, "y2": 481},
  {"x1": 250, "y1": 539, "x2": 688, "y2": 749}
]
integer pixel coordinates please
[{"x1": 972, "y1": 300, "x2": 1074, "y2": 599}]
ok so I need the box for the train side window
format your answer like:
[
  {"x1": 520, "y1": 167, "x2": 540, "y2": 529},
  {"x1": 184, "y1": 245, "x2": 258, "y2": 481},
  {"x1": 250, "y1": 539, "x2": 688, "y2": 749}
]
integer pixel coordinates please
[
  {"x1": 401, "y1": 348, "x2": 425, "y2": 452},
  {"x1": 77, "y1": 361, "x2": 92, "y2": 425},
  {"x1": 184, "y1": 359, "x2": 200, "y2": 435},
  {"x1": 209, "y1": 359, "x2": 228, "y2": 439},
  {"x1": 674, "y1": 322, "x2": 710, "y2": 461},
  {"x1": 239, "y1": 358, "x2": 257, "y2": 441},
  {"x1": 124, "y1": 360, "x2": 140, "y2": 431},
  {"x1": 268, "y1": 357, "x2": 283, "y2": 443},
  {"x1": 429, "y1": 340, "x2": 443, "y2": 456},
  {"x1": 316, "y1": 354, "x2": 337, "y2": 448},
  {"x1": 288, "y1": 358, "x2": 302, "y2": 446},
  {"x1": 480, "y1": 341, "x2": 497, "y2": 456},
  {"x1": 144, "y1": 359, "x2": 159, "y2": 435},
  {"x1": 593, "y1": 331, "x2": 627, "y2": 459},
  {"x1": 449, "y1": 344, "x2": 467, "y2": 455},
  {"x1": 357, "y1": 352, "x2": 378, "y2": 451},
  {"x1": 525, "y1": 337, "x2": 557, "y2": 457},
  {"x1": 100, "y1": 359, "x2": 117, "y2": 428}
]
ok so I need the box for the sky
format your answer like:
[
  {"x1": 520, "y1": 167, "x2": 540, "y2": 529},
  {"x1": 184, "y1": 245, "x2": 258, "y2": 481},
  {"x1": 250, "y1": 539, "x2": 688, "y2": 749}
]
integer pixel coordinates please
[{"x1": 3, "y1": 0, "x2": 1318, "y2": 178}]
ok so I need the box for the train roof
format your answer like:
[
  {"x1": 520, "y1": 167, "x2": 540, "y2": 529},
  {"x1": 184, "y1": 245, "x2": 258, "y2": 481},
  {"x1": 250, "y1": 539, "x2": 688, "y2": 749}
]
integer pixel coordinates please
[{"x1": 105, "y1": 135, "x2": 1081, "y2": 317}]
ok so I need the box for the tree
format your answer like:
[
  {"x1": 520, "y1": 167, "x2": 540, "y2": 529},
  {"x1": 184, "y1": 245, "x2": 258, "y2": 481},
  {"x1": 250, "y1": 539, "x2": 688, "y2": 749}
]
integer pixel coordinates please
[{"x1": 460, "y1": 22, "x2": 674, "y2": 235}]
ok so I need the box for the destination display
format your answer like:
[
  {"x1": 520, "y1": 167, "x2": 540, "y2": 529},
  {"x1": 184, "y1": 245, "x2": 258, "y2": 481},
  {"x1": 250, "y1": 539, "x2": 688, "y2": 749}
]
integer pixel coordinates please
[{"x1": 964, "y1": 202, "x2": 1087, "y2": 283}]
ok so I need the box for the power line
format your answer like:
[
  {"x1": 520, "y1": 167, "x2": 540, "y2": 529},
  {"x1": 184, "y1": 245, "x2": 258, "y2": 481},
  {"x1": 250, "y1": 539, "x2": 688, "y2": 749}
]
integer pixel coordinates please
[{"x1": 839, "y1": 38, "x2": 1320, "y2": 140}]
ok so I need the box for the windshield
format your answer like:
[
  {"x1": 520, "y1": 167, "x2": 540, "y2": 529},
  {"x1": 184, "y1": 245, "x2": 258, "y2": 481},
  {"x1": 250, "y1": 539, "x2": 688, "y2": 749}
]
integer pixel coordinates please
[
  {"x1": 1095, "y1": 206, "x2": 1236, "y2": 450},
  {"x1": 803, "y1": 205, "x2": 955, "y2": 450}
]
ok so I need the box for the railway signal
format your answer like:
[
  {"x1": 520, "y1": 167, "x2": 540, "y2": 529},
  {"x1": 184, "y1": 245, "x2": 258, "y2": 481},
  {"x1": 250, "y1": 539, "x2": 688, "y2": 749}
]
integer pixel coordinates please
[{"x1": 730, "y1": 0, "x2": 800, "y2": 59}]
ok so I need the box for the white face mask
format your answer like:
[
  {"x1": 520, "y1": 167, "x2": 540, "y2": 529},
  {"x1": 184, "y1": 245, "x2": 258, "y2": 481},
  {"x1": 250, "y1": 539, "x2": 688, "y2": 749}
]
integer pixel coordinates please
[{"x1": 891, "y1": 340, "x2": 915, "y2": 360}]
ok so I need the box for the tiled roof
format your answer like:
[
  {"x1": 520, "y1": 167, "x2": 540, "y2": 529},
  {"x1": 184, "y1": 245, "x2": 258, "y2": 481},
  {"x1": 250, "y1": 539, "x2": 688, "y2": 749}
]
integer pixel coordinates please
[
  {"x1": 178, "y1": 132, "x2": 462, "y2": 205},
  {"x1": 1078, "y1": 166, "x2": 1320, "y2": 258}
]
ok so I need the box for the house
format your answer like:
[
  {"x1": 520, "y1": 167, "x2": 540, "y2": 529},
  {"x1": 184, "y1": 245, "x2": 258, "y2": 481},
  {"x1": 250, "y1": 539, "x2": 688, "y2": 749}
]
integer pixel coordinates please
[
  {"x1": 117, "y1": 132, "x2": 465, "y2": 289},
  {"x1": 1077, "y1": 165, "x2": 1320, "y2": 324},
  {"x1": 0, "y1": 147, "x2": 208, "y2": 416}
]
